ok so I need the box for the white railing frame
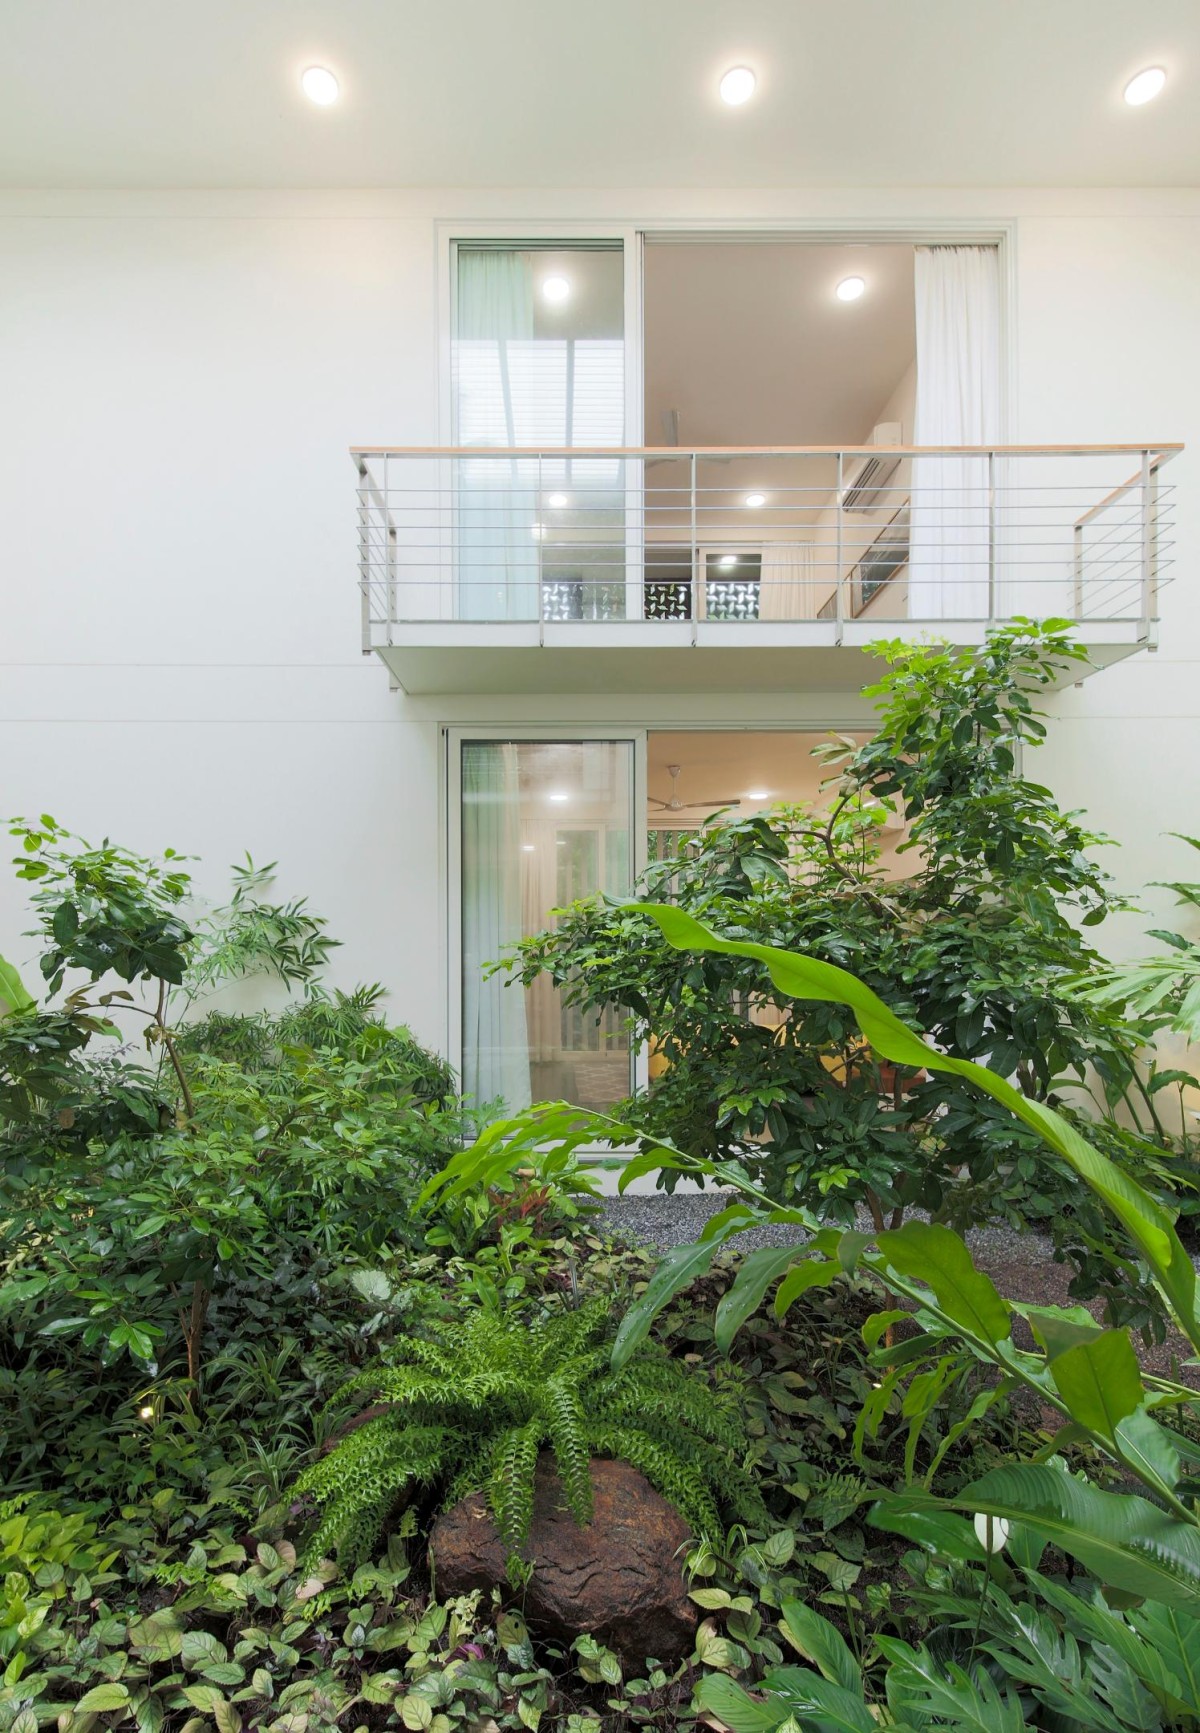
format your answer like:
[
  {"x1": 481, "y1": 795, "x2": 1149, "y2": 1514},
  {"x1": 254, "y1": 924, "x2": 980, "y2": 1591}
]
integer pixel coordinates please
[{"x1": 352, "y1": 443, "x2": 1182, "y2": 647}]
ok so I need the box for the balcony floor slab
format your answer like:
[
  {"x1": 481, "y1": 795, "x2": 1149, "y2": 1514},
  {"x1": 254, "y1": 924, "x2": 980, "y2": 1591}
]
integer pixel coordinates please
[{"x1": 374, "y1": 622, "x2": 1152, "y2": 696}]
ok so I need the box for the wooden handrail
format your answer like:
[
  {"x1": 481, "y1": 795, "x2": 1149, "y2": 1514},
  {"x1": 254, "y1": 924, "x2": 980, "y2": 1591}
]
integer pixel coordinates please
[
  {"x1": 1073, "y1": 452, "x2": 1175, "y2": 530},
  {"x1": 351, "y1": 442, "x2": 1184, "y2": 461}
]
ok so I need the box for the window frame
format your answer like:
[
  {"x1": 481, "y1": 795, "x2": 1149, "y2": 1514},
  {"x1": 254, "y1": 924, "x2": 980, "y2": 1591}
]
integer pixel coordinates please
[{"x1": 445, "y1": 724, "x2": 651, "y2": 1110}]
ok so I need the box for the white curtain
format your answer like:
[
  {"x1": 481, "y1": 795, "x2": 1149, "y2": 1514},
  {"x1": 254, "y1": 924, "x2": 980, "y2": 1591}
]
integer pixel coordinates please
[
  {"x1": 908, "y1": 245, "x2": 1001, "y2": 619},
  {"x1": 461, "y1": 743, "x2": 532, "y2": 1115},
  {"x1": 454, "y1": 249, "x2": 539, "y2": 621},
  {"x1": 757, "y1": 541, "x2": 819, "y2": 620}
]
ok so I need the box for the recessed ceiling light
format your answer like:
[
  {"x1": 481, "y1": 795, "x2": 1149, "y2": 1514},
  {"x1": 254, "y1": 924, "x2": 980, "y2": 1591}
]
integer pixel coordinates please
[
  {"x1": 718, "y1": 553, "x2": 739, "y2": 568},
  {"x1": 836, "y1": 276, "x2": 866, "y2": 302},
  {"x1": 522, "y1": 844, "x2": 536, "y2": 852},
  {"x1": 719, "y1": 66, "x2": 757, "y2": 106},
  {"x1": 744, "y1": 492, "x2": 767, "y2": 509},
  {"x1": 301, "y1": 66, "x2": 339, "y2": 105},
  {"x1": 1124, "y1": 66, "x2": 1167, "y2": 106},
  {"x1": 547, "y1": 492, "x2": 569, "y2": 509},
  {"x1": 548, "y1": 791, "x2": 569, "y2": 803},
  {"x1": 542, "y1": 275, "x2": 571, "y2": 304},
  {"x1": 745, "y1": 788, "x2": 770, "y2": 801}
]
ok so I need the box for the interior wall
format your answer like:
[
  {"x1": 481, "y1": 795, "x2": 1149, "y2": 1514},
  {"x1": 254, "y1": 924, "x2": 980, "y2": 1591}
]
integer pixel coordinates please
[{"x1": 1, "y1": 188, "x2": 1197, "y2": 1057}]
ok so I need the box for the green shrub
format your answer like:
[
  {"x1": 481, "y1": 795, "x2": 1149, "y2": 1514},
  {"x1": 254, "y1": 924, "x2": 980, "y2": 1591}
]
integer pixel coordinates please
[{"x1": 295, "y1": 1302, "x2": 767, "y2": 1574}]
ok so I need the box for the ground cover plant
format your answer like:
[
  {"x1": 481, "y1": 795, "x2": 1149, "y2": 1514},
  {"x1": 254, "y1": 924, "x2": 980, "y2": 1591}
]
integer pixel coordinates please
[{"x1": 4, "y1": 625, "x2": 1200, "y2": 1729}]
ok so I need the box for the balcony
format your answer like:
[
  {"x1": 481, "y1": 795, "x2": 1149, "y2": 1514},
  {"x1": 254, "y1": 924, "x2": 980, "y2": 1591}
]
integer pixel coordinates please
[{"x1": 353, "y1": 443, "x2": 1180, "y2": 695}]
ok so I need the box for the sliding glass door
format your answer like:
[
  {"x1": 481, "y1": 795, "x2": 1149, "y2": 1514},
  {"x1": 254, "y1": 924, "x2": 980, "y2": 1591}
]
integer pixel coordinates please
[
  {"x1": 458, "y1": 736, "x2": 637, "y2": 1118},
  {"x1": 451, "y1": 242, "x2": 628, "y2": 622}
]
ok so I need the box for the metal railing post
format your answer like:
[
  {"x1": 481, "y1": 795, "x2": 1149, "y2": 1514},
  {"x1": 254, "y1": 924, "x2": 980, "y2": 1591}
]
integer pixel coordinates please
[
  {"x1": 987, "y1": 450, "x2": 997, "y2": 626},
  {"x1": 384, "y1": 453, "x2": 395, "y2": 647},
  {"x1": 1072, "y1": 522, "x2": 1084, "y2": 621},
  {"x1": 834, "y1": 452, "x2": 844, "y2": 644},
  {"x1": 357, "y1": 457, "x2": 371, "y2": 655},
  {"x1": 537, "y1": 451, "x2": 545, "y2": 643},
  {"x1": 690, "y1": 451, "x2": 698, "y2": 644},
  {"x1": 1140, "y1": 448, "x2": 1157, "y2": 644}
]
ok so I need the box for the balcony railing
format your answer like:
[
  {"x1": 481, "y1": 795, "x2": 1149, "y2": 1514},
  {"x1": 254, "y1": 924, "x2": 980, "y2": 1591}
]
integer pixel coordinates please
[{"x1": 353, "y1": 444, "x2": 1179, "y2": 651}]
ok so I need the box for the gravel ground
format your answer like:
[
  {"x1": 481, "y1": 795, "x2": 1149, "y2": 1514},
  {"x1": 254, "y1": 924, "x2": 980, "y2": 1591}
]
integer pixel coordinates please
[
  {"x1": 599, "y1": 1190, "x2": 1054, "y2": 1261},
  {"x1": 599, "y1": 1190, "x2": 1198, "y2": 1384}
]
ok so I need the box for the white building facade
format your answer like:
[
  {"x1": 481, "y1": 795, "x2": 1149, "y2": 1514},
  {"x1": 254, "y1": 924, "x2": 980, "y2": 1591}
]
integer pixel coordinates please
[{"x1": 2, "y1": 182, "x2": 1196, "y2": 1101}]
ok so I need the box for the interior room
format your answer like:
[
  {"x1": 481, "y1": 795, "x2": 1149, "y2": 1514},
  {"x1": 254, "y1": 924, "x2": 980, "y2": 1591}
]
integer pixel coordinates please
[
  {"x1": 463, "y1": 727, "x2": 909, "y2": 1122},
  {"x1": 641, "y1": 238, "x2": 1001, "y2": 624}
]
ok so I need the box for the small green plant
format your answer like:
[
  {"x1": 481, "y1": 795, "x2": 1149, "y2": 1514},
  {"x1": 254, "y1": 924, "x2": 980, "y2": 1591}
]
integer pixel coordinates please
[
  {"x1": 295, "y1": 1302, "x2": 766, "y2": 1575},
  {"x1": 0, "y1": 1497, "x2": 118, "y2": 1675},
  {"x1": 698, "y1": 1594, "x2": 1030, "y2": 1730}
]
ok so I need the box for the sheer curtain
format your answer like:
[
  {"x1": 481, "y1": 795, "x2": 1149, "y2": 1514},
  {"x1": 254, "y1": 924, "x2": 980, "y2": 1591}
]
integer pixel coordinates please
[
  {"x1": 908, "y1": 245, "x2": 1001, "y2": 619},
  {"x1": 757, "y1": 541, "x2": 819, "y2": 620},
  {"x1": 454, "y1": 249, "x2": 539, "y2": 621},
  {"x1": 461, "y1": 743, "x2": 532, "y2": 1114}
]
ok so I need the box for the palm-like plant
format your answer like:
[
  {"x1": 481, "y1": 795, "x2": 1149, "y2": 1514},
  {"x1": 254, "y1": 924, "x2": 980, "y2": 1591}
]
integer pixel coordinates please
[{"x1": 294, "y1": 1302, "x2": 765, "y2": 1574}]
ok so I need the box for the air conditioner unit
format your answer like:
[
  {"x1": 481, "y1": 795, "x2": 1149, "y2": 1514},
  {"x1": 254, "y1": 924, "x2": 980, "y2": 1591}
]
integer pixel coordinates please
[{"x1": 840, "y1": 422, "x2": 903, "y2": 512}]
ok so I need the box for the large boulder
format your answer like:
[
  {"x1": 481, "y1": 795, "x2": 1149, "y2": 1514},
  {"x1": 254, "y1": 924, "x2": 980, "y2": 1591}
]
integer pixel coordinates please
[{"x1": 429, "y1": 1453, "x2": 697, "y2": 1663}]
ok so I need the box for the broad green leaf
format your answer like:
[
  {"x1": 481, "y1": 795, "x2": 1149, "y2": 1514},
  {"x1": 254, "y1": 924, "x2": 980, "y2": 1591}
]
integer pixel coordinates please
[
  {"x1": 777, "y1": 1599, "x2": 859, "y2": 1693},
  {"x1": 75, "y1": 1684, "x2": 131, "y2": 1714},
  {"x1": 715, "y1": 1246, "x2": 806, "y2": 1352},
  {"x1": 1028, "y1": 1570, "x2": 1192, "y2": 1711},
  {"x1": 760, "y1": 1529, "x2": 795, "y2": 1568},
  {"x1": 626, "y1": 903, "x2": 1200, "y2": 1351},
  {"x1": 612, "y1": 1236, "x2": 724, "y2": 1369},
  {"x1": 876, "y1": 1223, "x2": 1010, "y2": 1346},
  {"x1": 1114, "y1": 1408, "x2": 1183, "y2": 1501},
  {"x1": 400, "y1": 1694, "x2": 434, "y2": 1731},
  {"x1": 1128, "y1": 1600, "x2": 1200, "y2": 1712},
  {"x1": 956, "y1": 1464, "x2": 1200, "y2": 1611},
  {"x1": 694, "y1": 1674, "x2": 789, "y2": 1733},
  {"x1": 774, "y1": 1256, "x2": 841, "y2": 1318},
  {"x1": 0, "y1": 951, "x2": 34, "y2": 1014},
  {"x1": 867, "y1": 1500, "x2": 986, "y2": 1563},
  {"x1": 1048, "y1": 1330, "x2": 1144, "y2": 1443},
  {"x1": 878, "y1": 1640, "x2": 1025, "y2": 1732},
  {"x1": 1013, "y1": 1301, "x2": 1102, "y2": 1361},
  {"x1": 128, "y1": 1610, "x2": 184, "y2": 1659},
  {"x1": 757, "y1": 1666, "x2": 875, "y2": 1733}
]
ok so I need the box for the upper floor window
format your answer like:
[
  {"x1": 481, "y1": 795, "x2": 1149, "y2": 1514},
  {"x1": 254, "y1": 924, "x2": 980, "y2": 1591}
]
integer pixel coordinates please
[{"x1": 453, "y1": 243, "x2": 624, "y2": 450}]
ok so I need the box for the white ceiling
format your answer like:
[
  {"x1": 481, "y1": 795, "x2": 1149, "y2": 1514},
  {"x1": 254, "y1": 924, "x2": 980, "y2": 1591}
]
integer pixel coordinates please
[
  {"x1": 644, "y1": 242, "x2": 915, "y2": 446},
  {"x1": 647, "y1": 730, "x2": 850, "y2": 822},
  {"x1": 2, "y1": 0, "x2": 1198, "y2": 190}
]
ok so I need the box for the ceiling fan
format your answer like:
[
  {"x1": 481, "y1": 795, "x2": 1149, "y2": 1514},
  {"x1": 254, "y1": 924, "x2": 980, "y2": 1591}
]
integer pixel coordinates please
[{"x1": 648, "y1": 764, "x2": 742, "y2": 814}]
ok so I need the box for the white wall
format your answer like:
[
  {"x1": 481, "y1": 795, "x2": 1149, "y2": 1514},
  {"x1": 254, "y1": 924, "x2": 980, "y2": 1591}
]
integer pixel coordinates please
[{"x1": 2, "y1": 188, "x2": 1198, "y2": 1059}]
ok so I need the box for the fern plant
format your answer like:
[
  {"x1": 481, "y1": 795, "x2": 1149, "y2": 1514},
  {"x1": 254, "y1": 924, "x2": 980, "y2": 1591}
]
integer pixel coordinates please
[{"x1": 294, "y1": 1302, "x2": 766, "y2": 1575}]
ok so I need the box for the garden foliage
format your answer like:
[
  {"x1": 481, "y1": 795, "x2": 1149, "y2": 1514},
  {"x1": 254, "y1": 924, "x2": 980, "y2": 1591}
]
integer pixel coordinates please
[
  {"x1": 5, "y1": 623, "x2": 1200, "y2": 1729},
  {"x1": 505, "y1": 623, "x2": 1167, "y2": 1303},
  {"x1": 296, "y1": 1302, "x2": 766, "y2": 1574}
]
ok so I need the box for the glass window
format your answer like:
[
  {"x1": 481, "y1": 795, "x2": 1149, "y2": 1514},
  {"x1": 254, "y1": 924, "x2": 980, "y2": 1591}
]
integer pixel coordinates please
[
  {"x1": 452, "y1": 244, "x2": 627, "y2": 622},
  {"x1": 461, "y1": 739, "x2": 635, "y2": 1119}
]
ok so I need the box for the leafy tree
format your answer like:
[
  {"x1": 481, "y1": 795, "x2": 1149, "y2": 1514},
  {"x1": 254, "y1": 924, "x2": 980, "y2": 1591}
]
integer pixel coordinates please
[{"x1": 505, "y1": 624, "x2": 1155, "y2": 1272}]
